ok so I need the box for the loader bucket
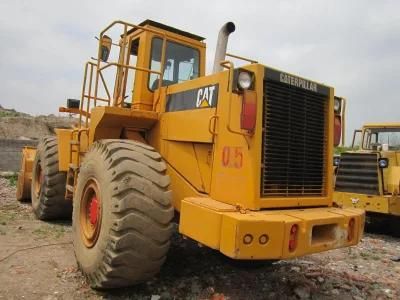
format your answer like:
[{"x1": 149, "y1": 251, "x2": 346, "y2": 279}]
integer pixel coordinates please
[{"x1": 16, "y1": 146, "x2": 37, "y2": 201}]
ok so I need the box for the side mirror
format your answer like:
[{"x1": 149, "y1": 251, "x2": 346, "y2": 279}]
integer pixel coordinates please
[{"x1": 100, "y1": 35, "x2": 112, "y2": 62}]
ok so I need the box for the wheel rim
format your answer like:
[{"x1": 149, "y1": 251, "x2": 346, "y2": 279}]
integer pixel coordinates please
[
  {"x1": 80, "y1": 178, "x2": 102, "y2": 248},
  {"x1": 34, "y1": 162, "x2": 43, "y2": 198}
]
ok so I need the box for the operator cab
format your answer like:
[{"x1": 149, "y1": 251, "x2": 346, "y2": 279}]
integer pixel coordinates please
[
  {"x1": 99, "y1": 20, "x2": 206, "y2": 111},
  {"x1": 351, "y1": 123, "x2": 400, "y2": 151}
]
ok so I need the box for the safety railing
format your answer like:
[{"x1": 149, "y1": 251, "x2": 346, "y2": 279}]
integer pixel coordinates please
[
  {"x1": 226, "y1": 53, "x2": 258, "y2": 64},
  {"x1": 78, "y1": 20, "x2": 169, "y2": 128}
]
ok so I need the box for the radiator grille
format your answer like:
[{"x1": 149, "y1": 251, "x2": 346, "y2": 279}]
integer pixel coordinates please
[
  {"x1": 261, "y1": 79, "x2": 328, "y2": 197},
  {"x1": 335, "y1": 153, "x2": 379, "y2": 195}
]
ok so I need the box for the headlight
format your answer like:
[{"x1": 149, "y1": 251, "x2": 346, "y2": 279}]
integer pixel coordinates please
[
  {"x1": 333, "y1": 156, "x2": 341, "y2": 166},
  {"x1": 378, "y1": 158, "x2": 388, "y2": 168},
  {"x1": 334, "y1": 98, "x2": 341, "y2": 113},
  {"x1": 238, "y1": 71, "x2": 252, "y2": 90}
]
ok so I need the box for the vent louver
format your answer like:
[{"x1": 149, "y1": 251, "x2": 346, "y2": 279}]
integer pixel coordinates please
[{"x1": 261, "y1": 79, "x2": 328, "y2": 197}]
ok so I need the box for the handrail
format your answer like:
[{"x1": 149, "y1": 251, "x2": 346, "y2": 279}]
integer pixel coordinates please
[
  {"x1": 99, "y1": 71, "x2": 111, "y2": 101},
  {"x1": 221, "y1": 60, "x2": 253, "y2": 138},
  {"x1": 98, "y1": 62, "x2": 162, "y2": 75},
  {"x1": 95, "y1": 20, "x2": 168, "y2": 108},
  {"x1": 68, "y1": 128, "x2": 89, "y2": 171},
  {"x1": 226, "y1": 53, "x2": 258, "y2": 64},
  {"x1": 59, "y1": 107, "x2": 91, "y2": 118},
  {"x1": 99, "y1": 20, "x2": 168, "y2": 40},
  {"x1": 341, "y1": 97, "x2": 346, "y2": 147},
  {"x1": 83, "y1": 95, "x2": 110, "y2": 102},
  {"x1": 74, "y1": 20, "x2": 174, "y2": 129},
  {"x1": 208, "y1": 115, "x2": 219, "y2": 136}
]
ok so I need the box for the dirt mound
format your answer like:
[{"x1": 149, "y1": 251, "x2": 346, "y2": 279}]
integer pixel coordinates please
[
  {"x1": 0, "y1": 105, "x2": 77, "y2": 139},
  {"x1": 0, "y1": 104, "x2": 30, "y2": 118}
]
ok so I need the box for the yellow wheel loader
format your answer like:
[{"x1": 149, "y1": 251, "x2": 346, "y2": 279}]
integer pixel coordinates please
[
  {"x1": 334, "y1": 123, "x2": 400, "y2": 222},
  {"x1": 17, "y1": 19, "x2": 364, "y2": 288}
]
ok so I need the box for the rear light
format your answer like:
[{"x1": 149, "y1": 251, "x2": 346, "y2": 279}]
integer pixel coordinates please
[
  {"x1": 348, "y1": 218, "x2": 355, "y2": 241},
  {"x1": 334, "y1": 115, "x2": 342, "y2": 147},
  {"x1": 289, "y1": 224, "x2": 299, "y2": 252},
  {"x1": 240, "y1": 90, "x2": 257, "y2": 133},
  {"x1": 243, "y1": 234, "x2": 253, "y2": 245}
]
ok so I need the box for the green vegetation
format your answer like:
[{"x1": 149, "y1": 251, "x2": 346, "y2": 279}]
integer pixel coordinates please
[
  {"x1": 0, "y1": 108, "x2": 29, "y2": 117},
  {"x1": 0, "y1": 209, "x2": 18, "y2": 224},
  {"x1": 334, "y1": 146, "x2": 359, "y2": 155},
  {"x1": 360, "y1": 251, "x2": 372, "y2": 259},
  {"x1": 0, "y1": 172, "x2": 19, "y2": 187},
  {"x1": 7, "y1": 174, "x2": 18, "y2": 187},
  {"x1": 32, "y1": 224, "x2": 68, "y2": 239}
]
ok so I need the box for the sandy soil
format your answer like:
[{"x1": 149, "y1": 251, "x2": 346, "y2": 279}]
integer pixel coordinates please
[{"x1": 1, "y1": 176, "x2": 399, "y2": 300}]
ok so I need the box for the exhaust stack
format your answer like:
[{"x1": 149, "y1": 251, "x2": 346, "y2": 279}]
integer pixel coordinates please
[{"x1": 212, "y1": 22, "x2": 236, "y2": 74}]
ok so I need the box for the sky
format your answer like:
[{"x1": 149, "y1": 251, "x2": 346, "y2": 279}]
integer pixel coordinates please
[{"x1": 0, "y1": 0, "x2": 399, "y2": 145}]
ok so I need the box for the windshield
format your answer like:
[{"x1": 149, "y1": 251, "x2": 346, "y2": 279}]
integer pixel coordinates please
[
  {"x1": 363, "y1": 128, "x2": 400, "y2": 150},
  {"x1": 149, "y1": 37, "x2": 200, "y2": 90}
]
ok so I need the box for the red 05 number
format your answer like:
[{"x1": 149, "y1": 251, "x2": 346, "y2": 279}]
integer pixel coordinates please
[{"x1": 222, "y1": 146, "x2": 243, "y2": 168}]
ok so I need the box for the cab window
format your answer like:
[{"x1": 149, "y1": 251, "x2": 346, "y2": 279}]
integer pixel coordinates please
[
  {"x1": 363, "y1": 128, "x2": 400, "y2": 150},
  {"x1": 149, "y1": 37, "x2": 200, "y2": 90}
]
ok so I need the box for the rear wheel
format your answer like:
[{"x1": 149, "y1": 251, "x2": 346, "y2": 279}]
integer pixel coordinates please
[
  {"x1": 31, "y1": 136, "x2": 72, "y2": 220},
  {"x1": 72, "y1": 139, "x2": 173, "y2": 288}
]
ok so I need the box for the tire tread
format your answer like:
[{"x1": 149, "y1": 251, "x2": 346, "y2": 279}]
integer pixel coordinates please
[{"x1": 75, "y1": 139, "x2": 173, "y2": 288}]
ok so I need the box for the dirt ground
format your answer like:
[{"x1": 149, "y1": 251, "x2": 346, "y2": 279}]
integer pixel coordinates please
[{"x1": 1, "y1": 176, "x2": 400, "y2": 300}]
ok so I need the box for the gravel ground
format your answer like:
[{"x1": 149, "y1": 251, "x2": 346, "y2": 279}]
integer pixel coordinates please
[{"x1": 1, "y1": 176, "x2": 400, "y2": 299}]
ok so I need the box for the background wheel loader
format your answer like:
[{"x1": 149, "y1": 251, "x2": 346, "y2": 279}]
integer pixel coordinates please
[
  {"x1": 334, "y1": 122, "x2": 400, "y2": 232},
  {"x1": 16, "y1": 19, "x2": 364, "y2": 288}
]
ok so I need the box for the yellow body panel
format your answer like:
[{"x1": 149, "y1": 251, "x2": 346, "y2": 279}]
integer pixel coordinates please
[
  {"x1": 161, "y1": 108, "x2": 215, "y2": 143},
  {"x1": 387, "y1": 166, "x2": 400, "y2": 194},
  {"x1": 56, "y1": 128, "x2": 89, "y2": 171},
  {"x1": 56, "y1": 129, "x2": 74, "y2": 171},
  {"x1": 180, "y1": 197, "x2": 364, "y2": 259},
  {"x1": 164, "y1": 141, "x2": 206, "y2": 192},
  {"x1": 193, "y1": 143, "x2": 213, "y2": 193},
  {"x1": 16, "y1": 147, "x2": 36, "y2": 201},
  {"x1": 335, "y1": 191, "x2": 400, "y2": 216},
  {"x1": 89, "y1": 106, "x2": 158, "y2": 142},
  {"x1": 167, "y1": 164, "x2": 205, "y2": 211}
]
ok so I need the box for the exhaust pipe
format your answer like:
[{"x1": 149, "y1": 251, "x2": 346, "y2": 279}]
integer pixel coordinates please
[{"x1": 212, "y1": 22, "x2": 236, "y2": 74}]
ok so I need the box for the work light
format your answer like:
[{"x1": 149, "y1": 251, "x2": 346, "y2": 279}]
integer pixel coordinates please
[
  {"x1": 334, "y1": 98, "x2": 341, "y2": 113},
  {"x1": 378, "y1": 158, "x2": 388, "y2": 168},
  {"x1": 238, "y1": 71, "x2": 253, "y2": 90}
]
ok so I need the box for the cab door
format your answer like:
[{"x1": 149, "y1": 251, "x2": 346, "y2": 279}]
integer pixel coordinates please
[{"x1": 148, "y1": 37, "x2": 218, "y2": 194}]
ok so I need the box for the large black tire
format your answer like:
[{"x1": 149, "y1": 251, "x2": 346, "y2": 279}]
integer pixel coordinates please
[
  {"x1": 72, "y1": 140, "x2": 174, "y2": 288},
  {"x1": 31, "y1": 136, "x2": 72, "y2": 220}
]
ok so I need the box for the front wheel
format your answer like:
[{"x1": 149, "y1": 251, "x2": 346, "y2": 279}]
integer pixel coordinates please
[
  {"x1": 72, "y1": 140, "x2": 174, "y2": 288},
  {"x1": 31, "y1": 136, "x2": 71, "y2": 220}
]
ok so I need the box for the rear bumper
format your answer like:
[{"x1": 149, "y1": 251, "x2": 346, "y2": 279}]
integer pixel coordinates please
[
  {"x1": 179, "y1": 197, "x2": 365, "y2": 260},
  {"x1": 334, "y1": 191, "x2": 400, "y2": 216}
]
